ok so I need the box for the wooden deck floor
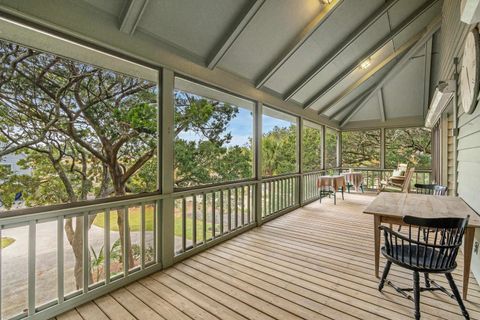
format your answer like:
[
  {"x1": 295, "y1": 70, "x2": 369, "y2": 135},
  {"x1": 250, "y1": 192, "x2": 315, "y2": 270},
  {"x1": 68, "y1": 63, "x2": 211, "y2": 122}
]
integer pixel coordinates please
[{"x1": 57, "y1": 193, "x2": 480, "y2": 320}]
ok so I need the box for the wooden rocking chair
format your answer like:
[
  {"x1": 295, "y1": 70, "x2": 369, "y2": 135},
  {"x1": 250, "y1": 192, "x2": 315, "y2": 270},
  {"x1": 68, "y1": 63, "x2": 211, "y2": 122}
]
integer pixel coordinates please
[{"x1": 379, "y1": 167, "x2": 415, "y2": 194}]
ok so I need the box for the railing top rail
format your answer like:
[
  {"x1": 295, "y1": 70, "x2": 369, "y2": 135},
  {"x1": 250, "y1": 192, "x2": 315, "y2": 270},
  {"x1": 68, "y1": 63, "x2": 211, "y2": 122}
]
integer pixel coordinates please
[
  {"x1": 0, "y1": 192, "x2": 164, "y2": 225},
  {"x1": 173, "y1": 179, "x2": 256, "y2": 198},
  {"x1": 339, "y1": 167, "x2": 432, "y2": 173},
  {"x1": 301, "y1": 170, "x2": 326, "y2": 175},
  {"x1": 262, "y1": 172, "x2": 300, "y2": 182}
]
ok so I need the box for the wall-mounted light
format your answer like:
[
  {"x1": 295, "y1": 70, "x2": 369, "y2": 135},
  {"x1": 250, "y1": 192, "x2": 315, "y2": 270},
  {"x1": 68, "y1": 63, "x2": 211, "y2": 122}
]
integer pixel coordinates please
[
  {"x1": 360, "y1": 58, "x2": 371, "y2": 70},
  {"x1": 320, "y1": 0, "x2": 333, "y2": 4},
  {"x1": 425, "y1": 80, "x2": 456, "y2": 128}
]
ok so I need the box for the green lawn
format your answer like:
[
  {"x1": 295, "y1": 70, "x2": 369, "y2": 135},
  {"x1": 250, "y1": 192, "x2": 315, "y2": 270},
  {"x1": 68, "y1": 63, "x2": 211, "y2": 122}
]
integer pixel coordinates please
[
  {"x1": 93, "y1": 207, "x2": 216, "y2": 241},
  {"x1": 1, "y1": 237, "x2": 15, "y2": 249},
  {"x1": 93, "y1": 206, "x2": 154, "y2": 232}
]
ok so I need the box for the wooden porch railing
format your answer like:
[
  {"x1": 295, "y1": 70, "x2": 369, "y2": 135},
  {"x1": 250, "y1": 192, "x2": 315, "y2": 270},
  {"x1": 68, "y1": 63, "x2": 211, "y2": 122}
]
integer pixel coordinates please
[
  {"x1": 0, "y1": 166, "x2": 431, "y2": 319},
  {"x1": 337, "y1": 167, "x2": 432, "y2": 191}
]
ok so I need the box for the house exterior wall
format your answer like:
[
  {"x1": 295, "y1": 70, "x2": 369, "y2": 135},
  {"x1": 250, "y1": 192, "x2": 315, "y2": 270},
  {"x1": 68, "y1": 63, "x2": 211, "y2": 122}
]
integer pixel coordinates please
[{"x1": 439, "y1": 0, "x2": 480, "y2": 282}]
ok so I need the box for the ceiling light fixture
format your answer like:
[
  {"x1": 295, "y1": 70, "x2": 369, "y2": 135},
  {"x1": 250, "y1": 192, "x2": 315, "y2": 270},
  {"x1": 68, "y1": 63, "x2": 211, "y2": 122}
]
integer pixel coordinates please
[{"x1": 360, "y1": 58, "x2": 371, "y2": 70}]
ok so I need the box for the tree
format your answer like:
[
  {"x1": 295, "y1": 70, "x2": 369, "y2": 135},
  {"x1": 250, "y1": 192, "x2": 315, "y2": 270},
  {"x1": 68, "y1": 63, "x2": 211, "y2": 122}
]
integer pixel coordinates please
[
  {"x1": 385, "y1": 128, "x2": 431, "y2": 169},
  {"x1": 262, "y1": 125, "x2": 296, "y2": 176},
  {"x1": 325, "y1": 128, "x2": 338, "y2": 169},
  {"x1": 173, "y1": 90, "x2": 252, "y2": 187},
  {"x1": 342, "y1": 130, "x2": 381, "y2": 167},
  {"x1": 302, "y1": 126, "x2": 322, "y2": 172},
  {"x1": 0, "y1": 40, "x2": 157, "y2": 287}
]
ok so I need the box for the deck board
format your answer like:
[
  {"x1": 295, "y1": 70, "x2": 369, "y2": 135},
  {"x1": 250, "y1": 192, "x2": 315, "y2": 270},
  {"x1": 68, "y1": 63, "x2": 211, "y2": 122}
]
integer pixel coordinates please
[{"x1": 57, "y1": 193, "x2": 480, "y2": 320}]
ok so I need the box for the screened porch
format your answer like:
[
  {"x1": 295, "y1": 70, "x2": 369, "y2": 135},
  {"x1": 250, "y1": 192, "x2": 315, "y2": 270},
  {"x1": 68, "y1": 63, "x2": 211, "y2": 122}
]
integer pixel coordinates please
[{"x1": 0, "y1": 0, "x2": 479, "y2": 319}]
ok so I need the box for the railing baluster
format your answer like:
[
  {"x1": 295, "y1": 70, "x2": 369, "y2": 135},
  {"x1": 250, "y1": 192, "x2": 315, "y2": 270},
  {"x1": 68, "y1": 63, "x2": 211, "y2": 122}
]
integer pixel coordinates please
[
  {"x1": 278, "y1": 180, "x2": 281, "y2": 210},
  {"x1": 247, "y1": 185, "x2": 251, "y2": 223},
  {"x1": 192, "y1": 196, "x2": 197, "y2": 247},
  {"x1": 104, "y1": 209, "x2": 110, "y2": 284},
  {"x1": 268, "y1": 182, "x2": 271, "y2": 215},
  {"x1": 212, "y1": 192, "x2": 216, "y2": 238},
  {"x1": 202, "y1": 194, "x2": 207, "y2": 244},
  {"x1": 83, "y1": 212, "x2": 89, "y2": 291},
  {"x1": 219, "y1": 191, "x2": 223, "y2": 236},
  {"x1": 227, "y1": 189, "x2": 232, "y2": 232},
  {"x1": 262, "y1": 183, "x2": 266, "y2": 217},
  {"x1": 123, "y1": 206, "x2": 129, "y2": 275},
  {"x1": 141, "y1": 204, "x2": 146, "y2": 268},
  {"x1": 181, "y1": 198, "x2": 186, "y2": 252},
  {"x1": 241, "y1": 186, "x2": 245, "y2": 226},
  {"x1": 0, "y1": 227, "x2": 2, "y2": 317},
  {"x1": 57, "y1": 216, "x2": 64, "y2": 303},
  {"x1": 28, "y1": 220, "x2": 36, "y2": 316},
  {"x1": 235, "y1": 187, "x2": 238, "y2": 229}
]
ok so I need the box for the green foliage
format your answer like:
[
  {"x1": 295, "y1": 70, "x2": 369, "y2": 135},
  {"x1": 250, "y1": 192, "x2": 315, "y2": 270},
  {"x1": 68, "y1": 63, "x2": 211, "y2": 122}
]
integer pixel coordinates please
[
  {"x1": 0, "y1": 40, "x2": 157, "y2": 209},
  {"x1": 174, "y1": 90, "x2": 253, "y2": 187},
  {"x1": 262, "y1": 125, "x2": 297, "y2": 176},
  {"x1": 89, "y1": 245, "x2": 105, "y2": 282},
  {"x1": 342, "y1": 130, "x2": 381, "y2": 167},
  {"x1": 385, "y1": 128, "x2": 431, "y2": 169},
  {"x1": 325, "y1": 128, "x2": 337, "y2": 168},
  {"x1": 302, "y1": 126, "x2": 322, "y2": 172}
]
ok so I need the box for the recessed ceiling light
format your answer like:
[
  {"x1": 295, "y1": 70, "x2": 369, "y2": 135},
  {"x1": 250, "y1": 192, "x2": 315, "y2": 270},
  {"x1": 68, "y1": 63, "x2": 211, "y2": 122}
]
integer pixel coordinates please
[{"x1": 360, "y1": 59, "x2": 371, "y2": 70}]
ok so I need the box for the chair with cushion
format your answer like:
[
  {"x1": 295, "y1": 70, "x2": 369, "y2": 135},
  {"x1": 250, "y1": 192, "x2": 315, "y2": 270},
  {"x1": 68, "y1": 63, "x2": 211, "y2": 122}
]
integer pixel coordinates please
[
  {"x1": 388, "y1": 163, "x2": 408, "y2": 187},
  {"x1": 379, "y1": 167, "x2": 415, "y2": 193},
  {"x1": 378, "y1": 215, "x2": 470, "y2": 319},
  {"x1": 414, "y1": 183, "x2": 448, "y2": 195}
]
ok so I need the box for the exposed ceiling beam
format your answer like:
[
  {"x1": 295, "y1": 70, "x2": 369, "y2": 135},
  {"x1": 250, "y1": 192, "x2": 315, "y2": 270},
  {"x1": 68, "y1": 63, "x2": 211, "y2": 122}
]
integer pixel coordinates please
[
  {"x1": 378, "y1": 88, "x2": 386, "y2": 122},
  {"x1": 119, "y1": 0, "x2": 149, "y2": 35},
  {"x1": 328, "y1": 88, "x2": 374, "y2": 120},
  {"x1": 318, "y1": 33, "x2": 419, "y2": 116},
  {"x1": 207, "y1": 0, "x2": 265, "y2": 69},
  {"x1": 283, "y1": 0, "x2": 400, "y2": 101},
  {"x1": 339, "y1": 16, "x2": 441, "y2": 127},
  {"x1": 423, "y1": 37, "x2": 433, "y2": 118},
  {"x1": 254, "y1": 0, "x2": 344, "y2": 88},
  {"x1": 342, "y1": 116, "x2": 425, "y2": 130},
  {"x1": 304, "y1": 0, "x2": 439, "y2": 110}
]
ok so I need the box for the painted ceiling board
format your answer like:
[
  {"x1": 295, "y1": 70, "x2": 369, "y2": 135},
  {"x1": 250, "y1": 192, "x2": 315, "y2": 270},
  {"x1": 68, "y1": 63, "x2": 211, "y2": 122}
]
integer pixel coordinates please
[
  {"x1": 382, "y1": 50, "x2": 426, "y2": 119},
  {"x1": 262, "y1": 0, "x2": 384, "y2": 94},
  {"x1": 391, "y1": 1, "x2": 442, "y2": 49},
  {"x1": 387, "y1": 0, "x2": 431, "y2": 29},
  {"x1": 311, "y1": 41, "x2": 395, "y2": 111},
  {"x1": 324, "y1": 62, "x2": 397, "y2": 117},
  {"x1": 349, "y1": 95, "x2": 381, "y2": 121},
  {"x1": 333, "y1": 104, "x2": 355, "y2": 121},
  {"x1": 291, "y1": 15, "x2": 391, "y2": 104},
  {"x1": 138, "y1": 0, "x2": 249, "y2": 59},
  {"x1": 218, "y1": 0, "x2": 323, "y2": 81},
  {"x1": 81, "y1": 0, "x2": 127, "y2": 17}
]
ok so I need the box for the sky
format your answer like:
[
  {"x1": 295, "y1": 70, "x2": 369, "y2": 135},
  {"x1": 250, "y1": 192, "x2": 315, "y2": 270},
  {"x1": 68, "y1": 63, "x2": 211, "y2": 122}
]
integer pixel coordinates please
[{"x1": 177, "y1": 107, "x2": 295, "y2": 146}]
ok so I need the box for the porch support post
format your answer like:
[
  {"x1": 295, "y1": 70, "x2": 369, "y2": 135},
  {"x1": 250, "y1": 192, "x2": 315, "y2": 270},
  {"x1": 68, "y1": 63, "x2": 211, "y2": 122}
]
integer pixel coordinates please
[
  {"x1": 254, "y1": 101, "x2": 263, "y2": 226},
  {"x1": 380, "y1": 128, "x2": 385, "y2": 169},
  {"x1": 453, "y1": 57, "x2": 459, "y2": 196},
  {"x1": 336, "y1": 130, "x2": 342, "y2": 170},
  {"x1": 298, "y1": 118, "x2": 304, "y2": 205},
  {"x1": 160, "y1": 68, "x2": 175, "y2": 268},
  {"x1": 321, "y1": 126, "x2": 326, "y2": 170}
]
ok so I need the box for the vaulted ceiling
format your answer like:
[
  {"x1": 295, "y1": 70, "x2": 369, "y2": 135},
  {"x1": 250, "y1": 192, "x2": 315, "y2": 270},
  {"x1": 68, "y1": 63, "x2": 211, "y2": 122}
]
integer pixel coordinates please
[{"x1": 0, "y1": 0, "x2": 442, "y2": 128}]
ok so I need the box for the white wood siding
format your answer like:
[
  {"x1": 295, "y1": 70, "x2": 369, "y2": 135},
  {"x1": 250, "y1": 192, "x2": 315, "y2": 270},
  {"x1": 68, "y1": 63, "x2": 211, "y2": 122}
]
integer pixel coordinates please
[{"x1": 439, "y1": 0, "x2": 480, "y2": 283}]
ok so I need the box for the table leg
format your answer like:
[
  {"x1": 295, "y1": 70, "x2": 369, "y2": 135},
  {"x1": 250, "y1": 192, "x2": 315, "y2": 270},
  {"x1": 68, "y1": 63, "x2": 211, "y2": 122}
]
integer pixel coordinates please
[
  {"x1": 463, "y1": 227, "x2": 475, "y2": 300},
  {"x1": 374, "y1": 215, "x2": 381, "y2": 278}
]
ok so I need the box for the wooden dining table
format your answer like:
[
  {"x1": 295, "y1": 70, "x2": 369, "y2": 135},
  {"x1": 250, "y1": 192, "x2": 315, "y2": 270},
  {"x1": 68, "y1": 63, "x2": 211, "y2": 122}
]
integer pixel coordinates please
[{"x1": 364, "y1": 192, "x2": 480, "y2": 300}]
